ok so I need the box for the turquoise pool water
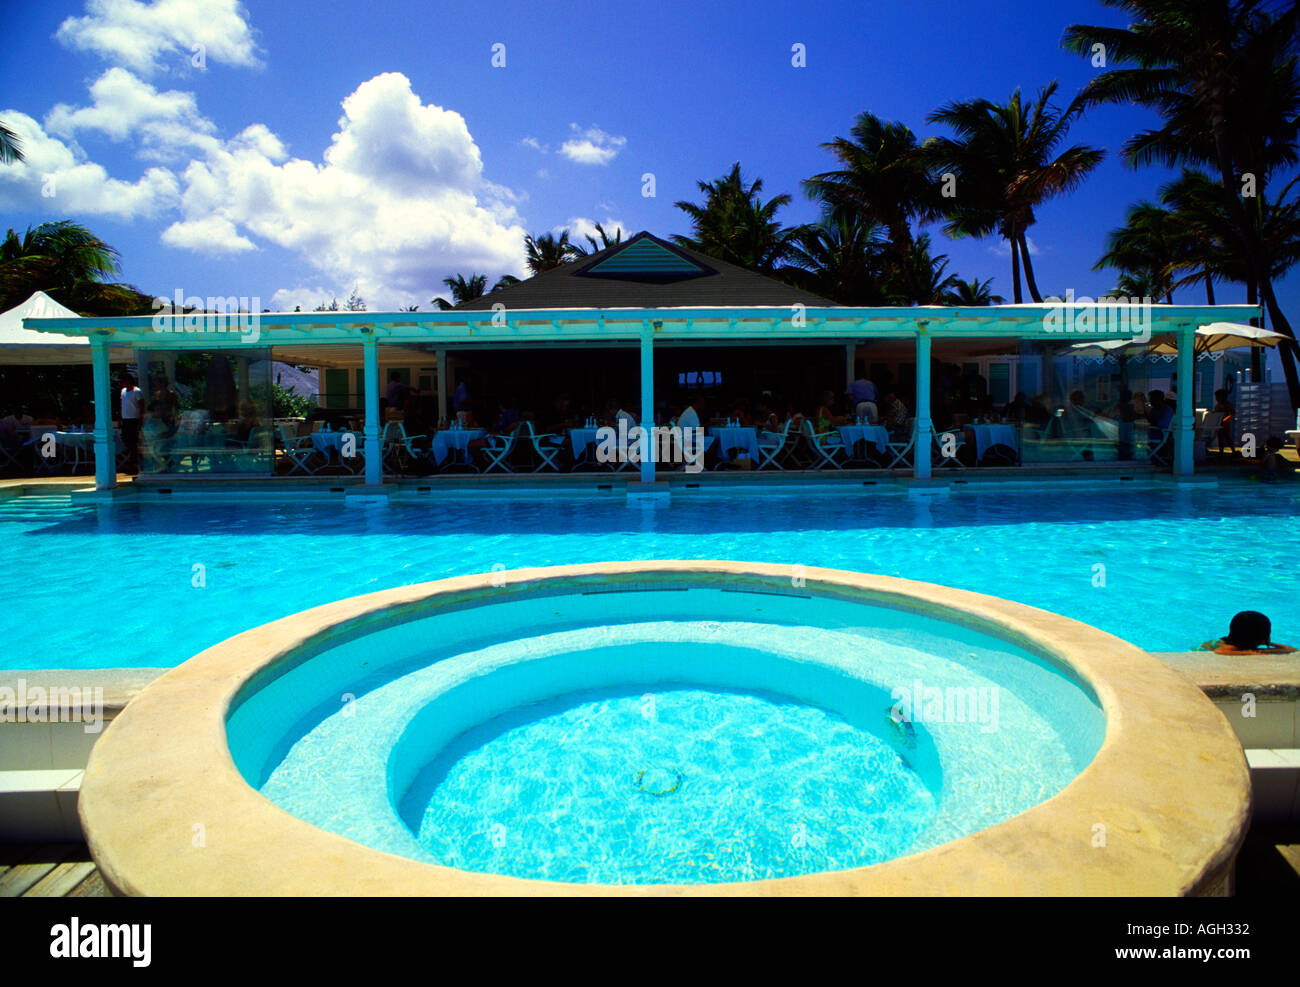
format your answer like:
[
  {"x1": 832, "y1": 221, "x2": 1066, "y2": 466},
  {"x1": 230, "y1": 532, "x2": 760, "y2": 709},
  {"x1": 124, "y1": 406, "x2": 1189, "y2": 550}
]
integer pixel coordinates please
[
  {"x1": 0, "y1": 478, "x2": 1296, "y2": 670},
  {"x1": 232, "y1": 588, "x2": 1103, "y2": 884}
]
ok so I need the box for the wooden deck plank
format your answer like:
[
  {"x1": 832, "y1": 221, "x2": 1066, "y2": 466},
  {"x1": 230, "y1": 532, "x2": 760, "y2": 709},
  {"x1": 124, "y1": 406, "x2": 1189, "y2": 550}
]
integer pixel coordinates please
[
  {"x1": 26, "y1": 860, "x2": 96, "y2": 897},
  {"x1": 0, "y1": 859, "x2": 62, "y2": 897},
  {"x1": 67, "y1": 868, "x2": 110, "y2": 897}
]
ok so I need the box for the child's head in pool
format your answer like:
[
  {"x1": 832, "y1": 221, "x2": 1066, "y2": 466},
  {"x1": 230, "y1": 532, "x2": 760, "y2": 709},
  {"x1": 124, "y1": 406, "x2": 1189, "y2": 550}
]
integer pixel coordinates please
[{"x1": 1225, "y1": 611, "x2": 1273, "y2": 650}]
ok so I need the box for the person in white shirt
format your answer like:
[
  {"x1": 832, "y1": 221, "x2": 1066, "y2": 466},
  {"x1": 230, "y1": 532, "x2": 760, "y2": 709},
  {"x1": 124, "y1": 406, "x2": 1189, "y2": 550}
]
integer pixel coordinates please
[{"x1": 120, "y1": 374, "x2": 145, "y2": 475}]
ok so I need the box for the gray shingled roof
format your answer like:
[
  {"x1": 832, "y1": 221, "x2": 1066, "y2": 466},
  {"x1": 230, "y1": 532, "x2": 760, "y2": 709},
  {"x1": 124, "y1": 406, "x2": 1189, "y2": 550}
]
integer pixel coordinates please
[{"x1": 455, "y1": 231, "x2": 838, "y2": 310}]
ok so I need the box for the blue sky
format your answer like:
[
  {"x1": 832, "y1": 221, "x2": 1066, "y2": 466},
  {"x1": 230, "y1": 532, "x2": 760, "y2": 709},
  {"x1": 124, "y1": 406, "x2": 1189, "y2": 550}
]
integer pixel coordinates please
[{"x1": 1, "y1": 0, "x2": 1296, "y2": 321}]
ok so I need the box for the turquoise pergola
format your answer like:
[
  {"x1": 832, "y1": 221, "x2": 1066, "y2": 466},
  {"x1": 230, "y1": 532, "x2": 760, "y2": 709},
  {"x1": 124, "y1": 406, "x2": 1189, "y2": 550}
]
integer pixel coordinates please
[{"x1": 26, "y1": 301, "x2": 1258, "y2": 490}]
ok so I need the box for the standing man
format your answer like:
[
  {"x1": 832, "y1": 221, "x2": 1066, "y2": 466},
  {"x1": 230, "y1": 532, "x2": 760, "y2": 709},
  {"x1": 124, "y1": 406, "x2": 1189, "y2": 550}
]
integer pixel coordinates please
[
  {"x1": 120, "y1": 373, "x2": 145, "y2": 475},
  {"x1": 846, "y1": 373, "x2": 879, "y2": 423}
]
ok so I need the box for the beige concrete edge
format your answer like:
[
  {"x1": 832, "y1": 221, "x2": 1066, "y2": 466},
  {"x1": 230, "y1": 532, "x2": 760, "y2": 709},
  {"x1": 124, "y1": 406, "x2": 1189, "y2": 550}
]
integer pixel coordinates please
[
  {"x1": 79, "y1": 561, "x2": 1252, "y2": 896},
  {"x1": 1153, "y1": 652, "x2": 1300, "y2": 699},
  {"x1": 0, "y1": 668, "x2": 169, "y2": 716}
]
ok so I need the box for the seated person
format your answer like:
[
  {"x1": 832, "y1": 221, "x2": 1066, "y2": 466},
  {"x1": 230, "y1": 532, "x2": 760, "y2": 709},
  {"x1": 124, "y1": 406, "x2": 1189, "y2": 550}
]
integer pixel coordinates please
[
  {"x1": 1200, "y1": 611, "x2": 1295, "y2": 655},
  {"x1": 1212, "y1": 388, "x2": 1235, "y2": 452},
  {"x1": 235, "y1": 402, "x2": 260, "y2": 442},
  {"x1": 814, "y1": 390, "x2": 848, "y2": 433},
  {"x1": 496, "y1": 399, "x2": 521, "y2": 432},
  {"x1": 1003, "y1": 392, "x2": 1030, "y2": 422},
  {"x1": 1259, "y1": 435, "x2": 1291, "y2": 483},
  {"x1": 881, "y1": 392, "x2": 909, "y2": 435}
]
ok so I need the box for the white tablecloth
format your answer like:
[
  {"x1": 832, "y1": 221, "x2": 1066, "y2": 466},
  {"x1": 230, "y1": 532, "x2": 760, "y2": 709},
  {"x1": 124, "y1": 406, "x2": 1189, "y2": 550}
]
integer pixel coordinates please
[
  {"x1": 431, "y1": 428, "x2": 486, "y2": 465},
  {"x1": 709, "y1": 426, "x2": 759, "y2": 461},
  {"x1": 836, "y1": 424, "x2": 890, "y2": 454},
  {"x1": 568, "y1": 428, "x2": 603, "y2": 458},
  {"x1": 966, "y1": 424, "x2": 1019, "y2": 460},
  {"x1": 310, "y1": 431, "x2": 357, "y2": 456}
]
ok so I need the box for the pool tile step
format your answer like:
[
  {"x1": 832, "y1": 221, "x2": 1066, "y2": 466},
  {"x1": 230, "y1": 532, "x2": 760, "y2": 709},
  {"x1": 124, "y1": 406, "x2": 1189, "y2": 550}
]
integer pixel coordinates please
[
  {"x1": 0, "y1": 769, "x2": 84, "y2": 842},
  {"x1": 1245, "y1": 750, "x2": 1300, "y2": 825}
]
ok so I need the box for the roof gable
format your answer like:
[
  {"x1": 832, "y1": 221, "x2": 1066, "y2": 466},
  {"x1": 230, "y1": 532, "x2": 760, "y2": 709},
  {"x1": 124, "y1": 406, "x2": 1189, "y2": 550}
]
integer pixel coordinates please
[
  {"x1": 576, "y1": 233, "x2": 713, "y2": 282},
  {"x1": 456, "y1": 231, "x2": 838, "y2": 310}
]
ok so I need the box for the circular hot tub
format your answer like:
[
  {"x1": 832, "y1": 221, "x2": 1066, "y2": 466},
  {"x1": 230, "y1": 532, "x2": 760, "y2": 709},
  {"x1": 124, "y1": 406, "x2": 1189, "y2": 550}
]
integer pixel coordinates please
[{"x1": 80, "y1": 562, "x2": 1250, "y2": 895}]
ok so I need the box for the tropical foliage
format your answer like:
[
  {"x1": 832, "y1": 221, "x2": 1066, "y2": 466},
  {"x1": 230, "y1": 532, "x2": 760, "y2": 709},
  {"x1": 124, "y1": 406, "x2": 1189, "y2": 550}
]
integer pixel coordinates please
[
  {"x1": 673, "y1": 163, "x2": 803, "y2": 274},
  {"x1": 1064, "y1": 0, "x2": 1300, "y2": 406},
  {"x1": 0, "y1": 221, "x2": 153, "y2": 315}
]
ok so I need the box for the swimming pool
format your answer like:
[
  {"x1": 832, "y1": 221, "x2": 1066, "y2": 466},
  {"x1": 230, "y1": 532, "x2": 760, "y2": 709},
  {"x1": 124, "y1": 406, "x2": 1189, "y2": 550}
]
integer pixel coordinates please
[
  {"x1": 1, "y1": 478, "x2": 1296, "y2": 669},
  {"x1": 230, "y1": 583, "x2": 1103, "y2": 884},
  {"x1": 80, "y1": 562, "x2": 1247, "y2": 895}
]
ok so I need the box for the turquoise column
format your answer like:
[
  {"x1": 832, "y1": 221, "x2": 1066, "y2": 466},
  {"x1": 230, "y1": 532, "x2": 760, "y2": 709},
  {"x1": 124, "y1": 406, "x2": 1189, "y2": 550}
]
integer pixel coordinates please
[
  {"x1": 640, "y1": 321, "x2": 655, "y2": 484},
  {"x1": 914, "y1": 326, "x2": 933, "y2": 479},
  {"x1": 91, "y1": 336, "x2": 116, "y2": 491},
  {"x1": 362, "y1": 334, "x2": 381, "y2": 486},
  {"x1": 1173, "y1": 324, "x2": 1195, "y2": 476}
]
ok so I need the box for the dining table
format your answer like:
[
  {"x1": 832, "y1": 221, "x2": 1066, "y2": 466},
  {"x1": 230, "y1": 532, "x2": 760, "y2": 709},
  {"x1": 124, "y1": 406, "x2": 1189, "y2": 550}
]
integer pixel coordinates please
[
  {"x1": 965, "y1": 423, "x2": 1020, "y2": 461},
  {"x1": 709, "y1": 425, "x2": 759, "y2": 463},
  {"x1": 568, "y1": 427, "x2": 604, "y2": 465},
  {"x1": 310, "y1": 429, "x2": 357, "y2": 456},
  {"x1": 25, "y1": 428, "x2": 104, "y2": 472},
  {"x1": 430, "y1": 427, "x2": 487, "y2": 467},
  {"x1": 836, "y1": 424, "x2": 890, "y2": 459}
]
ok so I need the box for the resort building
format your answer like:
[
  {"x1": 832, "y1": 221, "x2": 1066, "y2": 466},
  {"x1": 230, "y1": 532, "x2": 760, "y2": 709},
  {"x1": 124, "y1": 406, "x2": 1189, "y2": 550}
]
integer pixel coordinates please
[{"x1": 21, "y1": 231, "x2": 1260, "y2": 491}]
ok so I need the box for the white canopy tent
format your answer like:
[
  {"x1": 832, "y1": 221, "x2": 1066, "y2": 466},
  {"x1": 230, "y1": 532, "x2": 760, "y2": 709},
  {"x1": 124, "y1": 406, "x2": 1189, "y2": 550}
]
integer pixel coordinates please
[{"x1": 0, "y1": 291, "x2": 133, "y2": 365}]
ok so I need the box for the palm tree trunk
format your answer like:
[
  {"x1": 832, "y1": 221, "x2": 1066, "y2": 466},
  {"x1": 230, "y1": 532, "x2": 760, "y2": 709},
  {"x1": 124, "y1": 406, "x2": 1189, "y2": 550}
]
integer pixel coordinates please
[
  {"x1": 1204, "y1": 275, "x2": 1215, "y2": 305},
  {"x1": 1009, "y1": 236, "x2": 1023, "y2": 304},
  {"x1": 1258, "y1": 275, "x2": 1300, "y2": 404},
  {"x1": 1017, "y1": 232, "x2": 1043, "y2": 303},
  {"x1": 1210, "y1": 108, "x2": 1300, "y2": 410}
]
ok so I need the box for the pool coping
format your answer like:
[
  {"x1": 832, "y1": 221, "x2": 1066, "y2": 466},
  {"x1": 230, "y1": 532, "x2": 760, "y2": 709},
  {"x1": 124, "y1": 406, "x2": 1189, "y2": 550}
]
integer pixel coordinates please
[{"x1": 78, "y1": 561, "x2": 1251, "y2": 896}]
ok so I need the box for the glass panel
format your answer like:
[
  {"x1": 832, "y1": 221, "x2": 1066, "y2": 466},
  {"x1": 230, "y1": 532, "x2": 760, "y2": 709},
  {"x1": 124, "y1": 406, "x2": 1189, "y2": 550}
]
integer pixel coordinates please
[{"x1": 133, "y1": 348, "x2": 273, "y2": 475}]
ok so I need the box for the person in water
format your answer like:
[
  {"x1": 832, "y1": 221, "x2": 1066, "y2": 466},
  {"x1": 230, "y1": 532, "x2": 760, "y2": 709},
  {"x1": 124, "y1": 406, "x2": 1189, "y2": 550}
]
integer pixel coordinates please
[{"x1": 1200, "y1": 611, "x2": 1296, "y2": 655}]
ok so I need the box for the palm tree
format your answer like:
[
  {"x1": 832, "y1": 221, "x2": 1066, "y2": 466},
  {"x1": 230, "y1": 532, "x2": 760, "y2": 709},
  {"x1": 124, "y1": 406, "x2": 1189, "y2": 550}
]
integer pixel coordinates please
[
  {"x1": 570, "y1": 223, "x2": 623, "y2": 257},
  {"x1": 443, "y1": 273, "x2": 487, "y2": 303},
  {"x1": 672, "y1": 162, "x2": 803, "y2": 274},
  {"x1": 944, "y1": 277, "x2": 1004, "y2": 306},
  {"x1": 1157, "y1": 170, "x2": 1244, "y2": 304},
  {"x1": 924, "y1": 83, "x2": 1104, "y2": 304},
  {"x1": 0, "y1": 121, "x2": 22, "y2": 164},
  {"x1": 0, "y1": 221, "x2": 152, "y2": 314},
  {"x1": 492, "y1": 275, "x2": 520, "y2": 292},
  {"x1": 782, "y1": 210, "x2": 890, "y2": 304},
  {"x1": 1064, "y1": 0, "x2": 1300, "y2": 407},
  {"x1": 1093, "y1": 202, "x2": 1185, "y2": 303},
  {"x1": 803, "y1": 113, "x2": 938, "y2": 262},
  {"x1": 884, "y1": 233, "x2": 961, "y2": 306},
  {"x1": 924, "y1": 85, "x2": 1102, "y2": 303},
  {"x1": 524, "y1": 232, "x2": 579, "y2": 275}
]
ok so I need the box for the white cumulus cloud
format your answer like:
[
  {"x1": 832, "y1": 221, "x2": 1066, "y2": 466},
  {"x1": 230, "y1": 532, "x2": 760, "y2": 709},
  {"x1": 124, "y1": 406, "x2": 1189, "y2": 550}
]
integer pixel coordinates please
[
  {"x1": 165, "y1": 73, "x2": 527, "y2": 308},
  {"x1": 558, "y1": 125, "x2": 626, "y2": 165},
  {"x1": 55, "y1": 0, "x2": 261, "y2": 76},
  {"x1": 0, "y1": 110, "x2": 180, "y2": 220},
  {"x1": 160, "y1": 213, "x2": 253, "y2": 253},
  {"x1": 45, "y1": 67, "x2": 216, "y2": 157},
  {"x1": 563, "y1": 217, "x2": 628, "y2": 247}
]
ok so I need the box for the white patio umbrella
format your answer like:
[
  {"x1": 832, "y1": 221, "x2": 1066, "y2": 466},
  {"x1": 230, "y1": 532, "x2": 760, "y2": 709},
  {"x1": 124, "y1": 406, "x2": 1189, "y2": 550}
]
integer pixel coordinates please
[
  {"x1": 0, "y1": 291, "x2": 134, "y2": 365},
  {"x1": 1069, "y1": 323, "x2": 1286, "y2": 357},
  {"x1": 1161, "y1": 322, "x2": 1288, "y2": 355}
]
